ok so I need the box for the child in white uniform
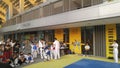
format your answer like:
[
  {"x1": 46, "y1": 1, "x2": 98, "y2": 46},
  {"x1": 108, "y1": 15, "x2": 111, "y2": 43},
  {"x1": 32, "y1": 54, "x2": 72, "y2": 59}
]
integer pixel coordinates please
[
  {"x1": 32, "y1": 42, "x2": 37, "y2": 58},
  {"x1": 84, "y1": 42, "x2": 90, "y2": 56},
  {"x1": 111, "y1": 40, "x2": 119, "y2": 63}
]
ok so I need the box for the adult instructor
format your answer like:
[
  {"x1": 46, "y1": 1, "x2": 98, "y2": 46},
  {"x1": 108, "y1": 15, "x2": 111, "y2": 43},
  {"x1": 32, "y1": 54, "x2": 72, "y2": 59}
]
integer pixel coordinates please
[
  {"x1": 111, "y1": 40, "x2": 119, "y2": 63},
  {"x1": 53, "y1": 38, "x2": 60, "y2": 59}
]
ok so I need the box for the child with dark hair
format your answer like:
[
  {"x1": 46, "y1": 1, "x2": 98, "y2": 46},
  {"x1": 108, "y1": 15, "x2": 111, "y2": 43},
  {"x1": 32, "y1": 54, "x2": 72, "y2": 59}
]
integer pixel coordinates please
[
  {"x1": 0, "y1": 44, "x2": 4, "y2": 62},
  {"x1": 84, "y1": 42, "x2": 90, "y2": 56},
  {"x1": 9, "y1": 54, "x2": 19, "y2": 67},
  {"x1": 111, "y1": 40, "x2": 119, "y2": 63},
  {"x1": 27, "y1": 53, "x2": 34, "y2": 63},
  {"x1": 3, "y1": 44, "x2": 12, "y2": 63},
  {"x1": 32, "y1": 42, "x2": 37, "y2": 58},
  {"x1": 18, "y1": 53, "x2": 26, "y2": 65},
  {"x1": 13, "y1": 40, "x2": 20, "y2": 53},
  {"x1": 44, "y1": 44, "x2": 51, "y2": 61}
]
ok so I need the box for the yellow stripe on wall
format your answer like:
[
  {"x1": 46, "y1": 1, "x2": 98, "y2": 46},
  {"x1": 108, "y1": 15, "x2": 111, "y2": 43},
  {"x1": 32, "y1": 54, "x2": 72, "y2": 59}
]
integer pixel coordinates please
[
  {"x1": 69, "y1": 27, "x2": 81, "y2": 54},
  {"x1": 55, "y1": 29, "x2": 63, "y2": 41},
  {"x1": 106, "y1": 24, "x2": 116, "y2": 58}
]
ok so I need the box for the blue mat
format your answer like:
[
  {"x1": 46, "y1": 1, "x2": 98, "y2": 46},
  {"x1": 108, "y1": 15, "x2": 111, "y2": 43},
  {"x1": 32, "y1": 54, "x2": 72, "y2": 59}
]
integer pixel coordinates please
[{"x1": 64, "y1": 59, "x2": 120, "y2": 68}]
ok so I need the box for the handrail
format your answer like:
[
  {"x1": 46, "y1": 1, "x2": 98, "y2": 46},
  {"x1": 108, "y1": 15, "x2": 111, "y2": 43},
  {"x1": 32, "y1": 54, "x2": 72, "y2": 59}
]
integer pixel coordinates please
[{"x1": 2, "y1": 0, "x2": 104, "y2": 27}]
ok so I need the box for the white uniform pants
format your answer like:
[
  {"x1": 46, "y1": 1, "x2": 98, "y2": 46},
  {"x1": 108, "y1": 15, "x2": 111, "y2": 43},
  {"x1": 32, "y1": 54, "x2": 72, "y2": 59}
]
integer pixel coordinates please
[
  {"x1": 54, "y1": 49, "x2": 60, "y2": 59},
  {"x1": 50, "y1": 50, "x2": 55, "y2": 59},
  {"x1": 40, "y1": 48, "x2": 44, "y2": 59},
  {"x1": 113, "y1": 49, "x2": 118, "y2": 63},
  {"x1": 33, "y1": 51, "x2": 37, "y2": 58}
]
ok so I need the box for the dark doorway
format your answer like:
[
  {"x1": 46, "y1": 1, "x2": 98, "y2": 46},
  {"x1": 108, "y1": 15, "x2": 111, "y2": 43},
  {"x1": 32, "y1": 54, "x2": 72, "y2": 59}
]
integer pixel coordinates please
[
  {"x1": 44, "y1": 30, "x2": 54, "y2": 42},
  {"x1": 81, "y1": 26, "x2": 94, "y2": 55},
  {"x1": 116, "y1": 24, "x2": 120, "y2": 58}
]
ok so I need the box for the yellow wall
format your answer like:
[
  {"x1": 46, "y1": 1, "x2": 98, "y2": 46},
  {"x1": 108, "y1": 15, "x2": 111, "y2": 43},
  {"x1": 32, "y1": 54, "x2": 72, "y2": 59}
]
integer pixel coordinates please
[
  {"x1": 69, "y1": 27, "x2": 81, "y2": 54},
  {"x1": 55, "y1": 29, "x2": 63, "y2": 41},
  {"x1": 106, "y1": 24, "x2": 116, "y2": 58}
]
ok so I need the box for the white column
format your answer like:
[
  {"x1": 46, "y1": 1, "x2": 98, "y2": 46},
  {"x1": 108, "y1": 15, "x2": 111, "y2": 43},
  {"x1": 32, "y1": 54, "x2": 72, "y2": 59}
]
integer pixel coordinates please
[{"x1": 8, "y1": 3, "x2": 13, "y2": 19}]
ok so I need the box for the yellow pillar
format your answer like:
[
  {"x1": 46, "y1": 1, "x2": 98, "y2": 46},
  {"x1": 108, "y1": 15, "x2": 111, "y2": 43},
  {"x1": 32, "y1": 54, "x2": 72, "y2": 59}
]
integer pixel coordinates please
[
  {"x1": 19, "y1": 0, "x2": 25, "y2": 13},
  {"x1": 106, "y1": 24, "x2": 116, "y2": 58},
  {"x1": 69, "y1": 27, "x2": 81, "y2": 54},
  {"x1": 55, "y1": 29, "x2": 63, "y2": 41}
]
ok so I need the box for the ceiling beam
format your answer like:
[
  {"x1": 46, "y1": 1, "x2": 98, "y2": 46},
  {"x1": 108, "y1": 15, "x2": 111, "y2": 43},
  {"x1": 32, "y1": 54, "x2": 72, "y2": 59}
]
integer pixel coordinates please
[
  {"x1": 3, "y1": 0, "x2": 19, "y2": 12},
  {"x1": 1, "y1": 19, "x2": 5, "y2": 23},
  {"x1": 2, "y1": 0, "x2": 10, "y2": 5},
  {"x1": 0, "y1": 7, "x2": 6, "y2": 14},
  {"x1": 28, "y1": 0, "x2": 36, "y2": 6},
  {"x1": 13, "y1": 6, "x2": 20, "y2": 12},
  {"x1": 19, "y1": 0, "x2": 25, "y2": 12},
  {"x1": 0, "y1": 13, "x2": 5, "y2": 17},
  {"x1": 41, "y1": 0, "x2": 47, "y2": 3},
  {"x1": 0, "y1": 15, "x2": 6, "y2": 21},
  {"x1": 0, "y1": 7, "x2": 6, "y2": 22},
  {"x1": 2, "y1": 0, "x2": 13, "y2": 19}
]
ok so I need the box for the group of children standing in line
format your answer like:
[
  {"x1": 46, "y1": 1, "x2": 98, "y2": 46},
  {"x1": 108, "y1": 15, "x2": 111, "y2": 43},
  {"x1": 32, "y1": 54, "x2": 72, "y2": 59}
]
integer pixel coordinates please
[{"x1": 30, "y1": 38, "x2": 61, "y2": 61}]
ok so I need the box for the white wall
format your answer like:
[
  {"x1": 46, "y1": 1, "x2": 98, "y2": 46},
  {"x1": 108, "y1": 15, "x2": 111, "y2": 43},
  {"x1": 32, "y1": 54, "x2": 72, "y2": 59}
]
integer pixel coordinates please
[{"x1": 1, "y1": 2, "x2": 120, "y2": 32}]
